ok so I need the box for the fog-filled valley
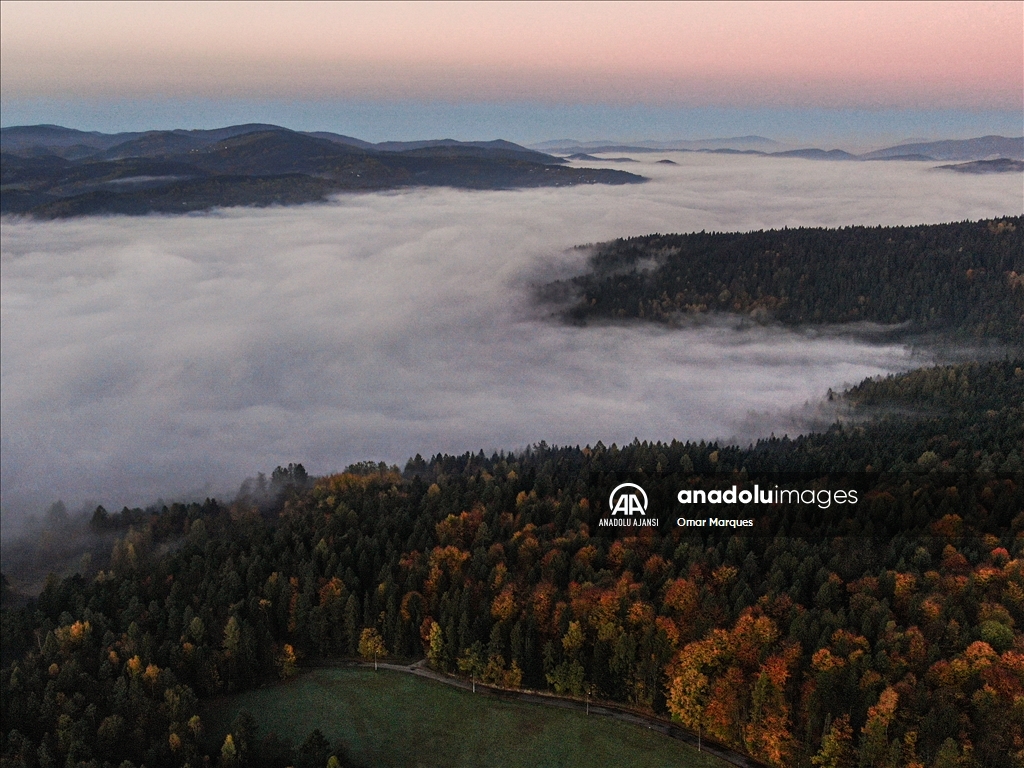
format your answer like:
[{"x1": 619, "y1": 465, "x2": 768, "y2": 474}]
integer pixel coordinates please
[{"x1": 2, "y1": 153, "x2": 1021, "y2": 526}]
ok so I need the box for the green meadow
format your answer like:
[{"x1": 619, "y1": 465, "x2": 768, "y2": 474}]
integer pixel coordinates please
[{"x1": 204, "y1": 667, "x2": 728, "y2": 768}]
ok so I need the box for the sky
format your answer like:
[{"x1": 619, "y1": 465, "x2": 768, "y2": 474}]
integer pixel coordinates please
[
  {"x1": 2, "y1": 154, "x2": 1019, "y2": 522},
  {"x1": 1, "y1": 1, "x2": 1021, "y2": 145}
]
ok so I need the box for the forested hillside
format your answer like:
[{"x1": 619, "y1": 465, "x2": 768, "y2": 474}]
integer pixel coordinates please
[
  {"x1": 2, "y1": 360, "x2": 1022, "y2": 768},
  {"x1": 0, "y1": 127, "x2": 643, "y2": 217},
  {"x1": 555, "y1": 217, "x2": 1024, "y2": 345}
]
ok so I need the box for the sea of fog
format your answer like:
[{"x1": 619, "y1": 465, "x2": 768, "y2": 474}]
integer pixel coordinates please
[{"x1": 2, "y1": 153, "x2": 1021, "y2": 523}]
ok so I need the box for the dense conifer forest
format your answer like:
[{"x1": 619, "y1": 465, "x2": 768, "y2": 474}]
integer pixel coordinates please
[
  {"x1": 555, "y1": 217, "x2": 1024, "y2": 345},
  {"x1": 2, "y1": 358, "x2": 1022, "y2": 767}
]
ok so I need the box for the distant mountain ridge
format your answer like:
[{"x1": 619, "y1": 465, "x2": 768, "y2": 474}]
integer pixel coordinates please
[
  {"x1": 533, "y1": 136, "x2": 782, "y2": 153},
  {"x1": 536, "y1": 135, "x2": 1023, "y2": 163},
  {"x1": 860, "y1": 136, "x2": 1023, "y2": 161},
  {"x1": 1, "y1": 125, "x2": 564, "y2": 166},
  {"x1": 0, "y1": 124, "x2": 286, "y2": 156},
  {"x1": 0, "y1": 124, "x2": 644, "y2": 218}
]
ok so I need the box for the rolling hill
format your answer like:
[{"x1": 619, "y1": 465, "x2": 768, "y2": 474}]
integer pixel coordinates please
[{"x1": 0, "y1": 125, "x2": 644, "y2": 217}]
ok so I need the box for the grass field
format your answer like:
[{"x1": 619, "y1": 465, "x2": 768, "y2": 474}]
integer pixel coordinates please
[{"x1": 204, "y1": 667, "x2": 730, "y2": 768}]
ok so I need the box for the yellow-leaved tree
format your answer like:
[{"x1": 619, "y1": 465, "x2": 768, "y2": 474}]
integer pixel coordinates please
[{"x1": 359, "y1": 627, "x2": 387, "y2": 670}]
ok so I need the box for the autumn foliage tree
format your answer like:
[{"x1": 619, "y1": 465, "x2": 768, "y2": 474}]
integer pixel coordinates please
[{"x1": 358, "y1": 627, "x2": 387, "y2": 670}]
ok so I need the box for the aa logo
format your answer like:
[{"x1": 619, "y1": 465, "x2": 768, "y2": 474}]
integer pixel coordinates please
[{"x1": 608, "y1": 483, "x2": 648, "y2": 516}]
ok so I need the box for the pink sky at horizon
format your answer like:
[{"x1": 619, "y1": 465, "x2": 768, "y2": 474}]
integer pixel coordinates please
[{"x1": 1, "y1": 1, "x2": 1021, "y2": 110}]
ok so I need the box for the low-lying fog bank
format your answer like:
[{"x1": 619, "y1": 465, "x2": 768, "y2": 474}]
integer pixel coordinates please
[{"x1": 2, "y1": 153, "x2": 1020, "y2": 527}]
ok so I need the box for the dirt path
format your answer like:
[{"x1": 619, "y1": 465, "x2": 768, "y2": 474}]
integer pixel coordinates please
[{"x1": 324, "y1": 660, "x2": 766, "y2": 768}]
